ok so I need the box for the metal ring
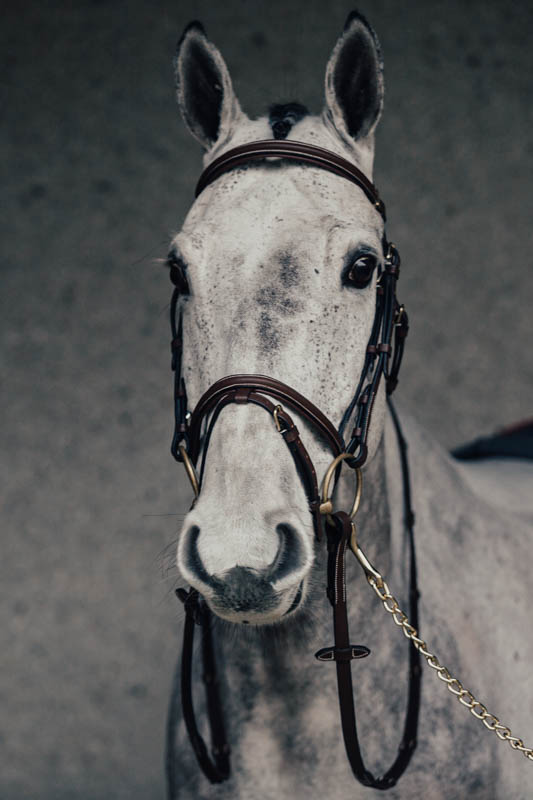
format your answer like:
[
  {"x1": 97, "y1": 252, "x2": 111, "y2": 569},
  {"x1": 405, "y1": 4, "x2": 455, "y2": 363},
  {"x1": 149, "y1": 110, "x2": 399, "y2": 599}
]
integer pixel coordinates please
[
  {"x1": 178, "y1": 444, "x2": 200, "y2": 498},
  {"x1": 319, "y1": 453, "x2": 363, "y2": 519}
]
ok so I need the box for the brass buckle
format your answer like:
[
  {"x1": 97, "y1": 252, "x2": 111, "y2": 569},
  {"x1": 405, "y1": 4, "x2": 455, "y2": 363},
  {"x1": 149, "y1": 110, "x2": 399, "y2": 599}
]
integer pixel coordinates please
[
  {"x1": 385, "y1": 241, "x2": 400, "y2": 267},
  {"x1": 319, "y1": 453, "x2": 363, "y2": 519},
  {"x1": 178, "y1": 444, "x2": 200, "y2": 498},
  {"x1": 273, "y1": 404, "x2": 287, "y2": 433},
  {"x1": 395, "y1": 304, "x2": 406, "y2": 326}
]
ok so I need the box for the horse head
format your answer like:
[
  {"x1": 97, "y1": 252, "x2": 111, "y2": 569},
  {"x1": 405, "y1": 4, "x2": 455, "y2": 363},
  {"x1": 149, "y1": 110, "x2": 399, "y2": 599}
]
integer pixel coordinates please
[{"x1": 171, "y1": 13, "x2": 390, "y2": 625}]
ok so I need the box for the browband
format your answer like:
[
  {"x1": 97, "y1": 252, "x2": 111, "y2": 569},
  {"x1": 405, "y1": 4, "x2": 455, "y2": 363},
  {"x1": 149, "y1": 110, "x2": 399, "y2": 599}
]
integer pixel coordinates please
[{"x1": 195, "y1": 139, "x2": 386, "y2": 220}]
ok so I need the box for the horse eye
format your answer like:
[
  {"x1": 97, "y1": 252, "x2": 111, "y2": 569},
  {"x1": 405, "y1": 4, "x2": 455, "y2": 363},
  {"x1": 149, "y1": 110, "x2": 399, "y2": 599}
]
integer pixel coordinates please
[
  {"x1": 342, "y1": 253, "x2": 378, "y2": 289},
  {"x1": 167, "y1": 253, "x2": 190, "y2": 295}
]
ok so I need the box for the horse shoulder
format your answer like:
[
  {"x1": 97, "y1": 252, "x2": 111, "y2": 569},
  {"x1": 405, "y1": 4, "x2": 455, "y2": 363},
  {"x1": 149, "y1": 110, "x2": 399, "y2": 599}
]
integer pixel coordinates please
[{"x1": 456, "y1": 456, "x2": 533, "y2": 518}]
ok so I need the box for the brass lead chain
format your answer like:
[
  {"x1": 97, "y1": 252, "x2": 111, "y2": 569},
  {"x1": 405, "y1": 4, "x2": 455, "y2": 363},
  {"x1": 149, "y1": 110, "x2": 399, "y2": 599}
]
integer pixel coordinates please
[{"x1": 364, "y1": 567, "x2": 533, "y2": 762}]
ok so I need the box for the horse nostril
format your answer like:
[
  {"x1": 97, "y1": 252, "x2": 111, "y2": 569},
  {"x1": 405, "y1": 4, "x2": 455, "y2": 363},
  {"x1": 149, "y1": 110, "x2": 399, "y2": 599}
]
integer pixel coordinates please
[
  {"x1": 180, "y1": 520, "x2": 308, "y2": 594},
  {"x1": 182, "y1": 524, "x2": 212, "y2": 585},
  {"x1": 268, "y1": 523, "x2": 305, "y2": 583}
]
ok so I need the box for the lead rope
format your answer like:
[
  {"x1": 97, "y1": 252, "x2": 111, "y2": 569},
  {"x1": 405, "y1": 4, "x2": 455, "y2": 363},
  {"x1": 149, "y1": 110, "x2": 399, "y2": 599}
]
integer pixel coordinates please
[{"x1": 347, "y1": 401, "x2": 533, "y2": 766}]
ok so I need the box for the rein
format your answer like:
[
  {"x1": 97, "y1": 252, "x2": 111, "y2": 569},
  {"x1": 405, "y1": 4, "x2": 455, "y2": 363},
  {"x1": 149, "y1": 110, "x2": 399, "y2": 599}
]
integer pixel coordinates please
[{"x1": 166, "y1": 139, "x2": 419, "y2": 793}]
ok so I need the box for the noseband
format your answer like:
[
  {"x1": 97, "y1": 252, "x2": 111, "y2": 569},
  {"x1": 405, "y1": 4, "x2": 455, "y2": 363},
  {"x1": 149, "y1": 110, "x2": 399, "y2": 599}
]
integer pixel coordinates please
[{"x1": 166, "y1": 139, "x2": 420, "y2": 793}]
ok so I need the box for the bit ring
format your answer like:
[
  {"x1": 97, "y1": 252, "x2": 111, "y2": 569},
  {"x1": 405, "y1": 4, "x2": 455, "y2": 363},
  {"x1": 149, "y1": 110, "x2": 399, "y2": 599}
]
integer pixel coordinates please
[{"x1": 319, "y1": 453, "x2": 363, "y2": 519}]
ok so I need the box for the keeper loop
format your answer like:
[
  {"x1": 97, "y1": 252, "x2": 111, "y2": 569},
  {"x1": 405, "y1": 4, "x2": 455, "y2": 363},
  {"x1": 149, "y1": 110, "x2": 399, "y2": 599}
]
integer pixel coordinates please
[{"x1": 315, "y1": 645, "x2": 371, "y2": 662}]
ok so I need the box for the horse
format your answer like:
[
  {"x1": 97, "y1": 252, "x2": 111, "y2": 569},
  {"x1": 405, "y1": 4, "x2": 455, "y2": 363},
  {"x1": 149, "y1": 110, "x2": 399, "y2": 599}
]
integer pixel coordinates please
[{"x1": 164, "y1": 12, "x2": 533, "y2": 799}]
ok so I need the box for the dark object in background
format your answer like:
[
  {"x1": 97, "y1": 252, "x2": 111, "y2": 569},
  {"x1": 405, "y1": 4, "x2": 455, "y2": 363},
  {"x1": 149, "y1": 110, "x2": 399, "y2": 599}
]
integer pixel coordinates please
[{"x1": 453, "y1": 419, "x2": 533, "y2": 460}]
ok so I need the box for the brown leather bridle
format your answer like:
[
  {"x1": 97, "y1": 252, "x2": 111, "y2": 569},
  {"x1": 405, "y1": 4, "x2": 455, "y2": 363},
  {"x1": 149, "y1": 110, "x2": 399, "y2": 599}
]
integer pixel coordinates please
[{"x1": 166, "y1": 140, "x2": 420, "y2": 795}]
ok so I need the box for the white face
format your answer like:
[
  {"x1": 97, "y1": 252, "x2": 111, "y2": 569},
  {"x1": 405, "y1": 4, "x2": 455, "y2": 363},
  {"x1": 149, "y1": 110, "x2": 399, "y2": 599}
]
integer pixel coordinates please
[{"x1": 172, "y1": 16, "x2": 385, "y2": 624}]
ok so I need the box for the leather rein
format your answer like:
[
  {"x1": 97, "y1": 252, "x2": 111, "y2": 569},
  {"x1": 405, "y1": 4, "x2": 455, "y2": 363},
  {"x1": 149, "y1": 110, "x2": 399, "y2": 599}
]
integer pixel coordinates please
[{"x1": 165, "y1": 139, "x2": 420, "y2": 794}]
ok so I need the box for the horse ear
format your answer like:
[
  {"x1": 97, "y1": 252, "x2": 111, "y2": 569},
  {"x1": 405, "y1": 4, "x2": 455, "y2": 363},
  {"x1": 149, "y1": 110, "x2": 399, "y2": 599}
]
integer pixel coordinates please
[
  {"x1": 174, "y1": 22, "x2": 244, "y2": 150},
  {"x1": 323, "y1": 11, "x2": 384, "y2": 144}
]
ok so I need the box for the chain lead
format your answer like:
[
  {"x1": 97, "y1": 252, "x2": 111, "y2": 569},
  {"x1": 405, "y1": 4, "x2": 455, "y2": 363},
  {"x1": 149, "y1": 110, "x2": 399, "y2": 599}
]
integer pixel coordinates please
[{"x1": 354, "y1": 558, "x2": 533, "y2": 762}]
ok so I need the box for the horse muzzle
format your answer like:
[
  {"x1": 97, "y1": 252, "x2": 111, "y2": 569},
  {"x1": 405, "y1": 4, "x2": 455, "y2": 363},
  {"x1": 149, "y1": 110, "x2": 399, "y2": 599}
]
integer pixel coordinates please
[{"x1": 177, "y1": 518, "x2": 312, "y2": 624}]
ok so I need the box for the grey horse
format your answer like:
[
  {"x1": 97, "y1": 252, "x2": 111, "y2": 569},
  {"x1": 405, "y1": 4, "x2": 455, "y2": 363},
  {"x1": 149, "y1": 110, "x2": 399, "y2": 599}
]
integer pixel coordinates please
[{"x1": 166, "y1": 12, "x2": 533, "y2": 799}]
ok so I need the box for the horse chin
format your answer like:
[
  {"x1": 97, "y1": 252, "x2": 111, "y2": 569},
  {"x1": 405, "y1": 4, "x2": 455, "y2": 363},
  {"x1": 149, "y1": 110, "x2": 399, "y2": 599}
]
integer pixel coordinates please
[{"x1": 206, "y1": 578, "x2": 307, "y2": 627}]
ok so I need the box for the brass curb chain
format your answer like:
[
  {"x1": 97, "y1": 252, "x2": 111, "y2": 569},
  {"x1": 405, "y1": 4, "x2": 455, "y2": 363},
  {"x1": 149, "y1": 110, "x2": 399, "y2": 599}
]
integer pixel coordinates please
[{"x1": 364, "y1": 568, "x2": 533, "y2": 762}]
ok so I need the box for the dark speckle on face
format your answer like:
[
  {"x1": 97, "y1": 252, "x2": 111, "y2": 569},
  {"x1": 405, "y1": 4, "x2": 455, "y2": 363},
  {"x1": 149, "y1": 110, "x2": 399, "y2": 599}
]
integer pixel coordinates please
[
  {"x1": 255, "y1": 287, "x2": 298, "y2": 315},
  {"x1": 254, "y1": 256, "x2": 303, "y2": 354},
  {"x1": 278, "y1": 250, "x2": 300, "y2": 288},
  {"x1": 258, "y1": 311, "x2": 280, "y2": 352}
]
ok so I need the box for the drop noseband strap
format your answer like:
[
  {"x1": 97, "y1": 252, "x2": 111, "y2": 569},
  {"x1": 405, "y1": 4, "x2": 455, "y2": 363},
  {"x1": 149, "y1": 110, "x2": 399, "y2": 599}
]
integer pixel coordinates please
[
  {"x1": 188, "y1": 373, "x2": 345, "y2": 462},
  {"x1": 190, "y1": 379, "x2": 342, "y2": 541},
  {"x1": 166, "y1": 138, "x2": 417, "y2": 796}
]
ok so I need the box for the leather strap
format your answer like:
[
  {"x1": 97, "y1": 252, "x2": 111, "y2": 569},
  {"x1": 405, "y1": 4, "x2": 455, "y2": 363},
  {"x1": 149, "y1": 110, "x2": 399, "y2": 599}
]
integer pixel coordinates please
[
  {"x1": 193, "y1": 386, "x2": 329, "y2": 541},
  {"x1": 188, "y1": 374, "x2": 344, "y2": 463},
  {"x1": 315, "y1": 401, "x2": 421, "y2": 790},
  {"x1": 340, "y1": 244, "x2": 403, "y2": 466},
  {"x1": 195, "y1": 139, "x2": 386, "y2": 220},
  {"x1": 166, "y1": 589, "x2": 230, "y2": 789}
]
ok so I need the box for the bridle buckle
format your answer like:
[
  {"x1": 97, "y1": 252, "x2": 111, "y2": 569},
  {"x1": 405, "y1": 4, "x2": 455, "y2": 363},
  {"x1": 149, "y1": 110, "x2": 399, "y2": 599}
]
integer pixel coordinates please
[
  {"x1": 395, "y1": 304, "x2": 406, "y2": 326},
  {"x1": 273, "y1": 404, "x2": 287, "y2": 433}
]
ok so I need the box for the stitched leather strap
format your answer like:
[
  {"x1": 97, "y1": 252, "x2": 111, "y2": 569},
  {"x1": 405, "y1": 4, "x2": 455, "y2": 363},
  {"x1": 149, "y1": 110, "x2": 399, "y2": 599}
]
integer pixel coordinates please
[
  {"x1": 166, "y1": 590, "x2": 230, "y2": 789},
  {"x1": 315, "y1": 401, "x2": 421, "y2": 790},
  {"x1": 188, "y1": 374, "x2": 345, "y2": 463},
  {"x1": 192, "y1": 384, "x2": 333, "y2": 541},
  {"x1": 195, "y1": 139, "x2": 386, "y2": 220}
]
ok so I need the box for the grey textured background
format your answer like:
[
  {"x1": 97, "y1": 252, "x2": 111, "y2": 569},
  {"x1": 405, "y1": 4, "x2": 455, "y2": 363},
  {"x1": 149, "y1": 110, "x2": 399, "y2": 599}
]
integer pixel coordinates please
[{"x1": 2, "y1": 1, "x2": 532, "y2": 798}]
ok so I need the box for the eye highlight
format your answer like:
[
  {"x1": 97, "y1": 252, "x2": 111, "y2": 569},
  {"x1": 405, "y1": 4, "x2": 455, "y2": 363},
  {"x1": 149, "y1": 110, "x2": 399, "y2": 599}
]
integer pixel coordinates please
[
  {"x1": 167, "y1": 252, "x2": 190, "y2": 295},
  {"x1": 342, "y1": 251, "x2": 379, "y2": 289}
]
